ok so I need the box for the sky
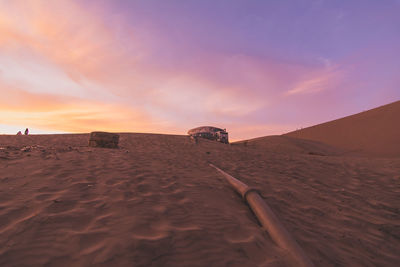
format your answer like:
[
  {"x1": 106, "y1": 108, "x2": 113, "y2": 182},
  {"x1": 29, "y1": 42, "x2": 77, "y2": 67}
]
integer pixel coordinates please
[{"x1": 0, "y1": 0, "x2": 399, "y2": 141}]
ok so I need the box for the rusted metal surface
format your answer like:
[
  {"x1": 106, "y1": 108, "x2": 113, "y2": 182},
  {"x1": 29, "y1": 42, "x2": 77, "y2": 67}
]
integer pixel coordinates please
[
  {"x1": 210, "y1": 163, "x2": 314, "y2": 267},
  {"x1": 187, "y1": 126, "x2": 229, "y2": 144}
]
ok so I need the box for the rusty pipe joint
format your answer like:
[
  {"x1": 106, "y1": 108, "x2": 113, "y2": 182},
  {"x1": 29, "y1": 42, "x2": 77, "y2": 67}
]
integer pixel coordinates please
[
  {"x1": 210, "y1": 163, "x2": 314, "y2": 267},
  {"x1": 240, "y1": 186, "x2": 259, "y2": 201}
]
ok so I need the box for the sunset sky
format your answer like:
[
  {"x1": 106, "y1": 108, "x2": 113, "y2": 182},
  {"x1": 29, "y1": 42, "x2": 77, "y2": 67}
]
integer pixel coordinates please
[{"x1": 1, "y1": 0, "x2": 399, "y2": 140}]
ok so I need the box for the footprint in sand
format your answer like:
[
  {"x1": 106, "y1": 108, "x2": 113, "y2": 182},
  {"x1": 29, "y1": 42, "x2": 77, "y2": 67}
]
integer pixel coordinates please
[
  {"x1": 167, "y1": 190, "x2": 186, "y2": 202},
  {"x1": 85, "y1": 176, "x2": 97, "y2": 182},
  {"x1": 123, "y1": 191, "x2": 135, "y2": 200},
  {"x1": 0, "y1": 206, "x2": 36, "y2": 233},
  {"x1": 161, "y1": 181, "x2": 179, "y2": 192},
  {"x1": 46, "y1": 200, "x2": 76, "y2": 214},
  {"x1": 136, "y1": 183, "x2": 151, "y2": 195},
  {"x1": 223, "y1": 228, "x2": 256, "y2": 244},
  {"x1": 76, "y1": 232, "x2": 108, "y2": 255},
  {"x1": 131, "y1": 223, "x2": 170, "y2": 241},
  {"x1": 105, "y1": 178, "x2": 122, "y2": 185},
  {"x1": 34, "y1": 193, "x2": 53, "y2": 201},
  {"x1": 68, "y1": 182, "x2": 96, "y2": 192},
  {"x1": 152, "y1": 205, "x2": 167, "y2": 213}
]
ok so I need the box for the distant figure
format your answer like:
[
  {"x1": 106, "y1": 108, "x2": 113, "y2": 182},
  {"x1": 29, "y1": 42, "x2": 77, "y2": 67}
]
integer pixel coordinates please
[
  {"x1": 24, "y1": 128, "x2": 29, "y2": 135},
  {"x1": 16, "y1": 131, "x2": 22, "y2": 135}
]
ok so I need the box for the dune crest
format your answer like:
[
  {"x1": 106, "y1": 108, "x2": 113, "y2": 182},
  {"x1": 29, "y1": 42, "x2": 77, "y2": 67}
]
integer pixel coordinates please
[{"x1": 284, "y1": 100, "x2": 400, "y2": 157}]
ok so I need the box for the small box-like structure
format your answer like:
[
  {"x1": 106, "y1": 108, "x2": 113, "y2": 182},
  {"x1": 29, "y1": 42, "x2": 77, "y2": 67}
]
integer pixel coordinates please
[
  {"x1": 89, "y1": 132, "x2": 119, "y2": 148},
  {"x1": 188, "y1": 126, "x2": 229, "y2": 144}
]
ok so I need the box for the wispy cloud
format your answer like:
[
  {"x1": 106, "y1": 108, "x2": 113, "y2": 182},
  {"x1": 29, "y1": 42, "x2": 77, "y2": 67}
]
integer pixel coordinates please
[{"x1": 285, "y1": 66, "x2": 342, "y2": 96}]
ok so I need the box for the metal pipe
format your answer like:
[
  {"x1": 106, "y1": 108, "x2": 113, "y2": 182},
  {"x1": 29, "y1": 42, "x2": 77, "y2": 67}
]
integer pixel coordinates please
[{"x1": 210, "y1": 163, "x2": 314, "y2": 267}]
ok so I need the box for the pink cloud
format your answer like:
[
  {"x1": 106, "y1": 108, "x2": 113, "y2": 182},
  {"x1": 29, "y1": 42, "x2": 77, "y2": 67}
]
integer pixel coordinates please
[{"x1": 3, "y1": 0, "x2": 390, "y2": 141}]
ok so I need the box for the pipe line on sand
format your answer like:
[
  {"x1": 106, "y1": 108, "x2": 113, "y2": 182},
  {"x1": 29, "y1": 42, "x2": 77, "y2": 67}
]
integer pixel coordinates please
[{"x1": 209, "y1": 163, "x2": 314, "y2": 267}]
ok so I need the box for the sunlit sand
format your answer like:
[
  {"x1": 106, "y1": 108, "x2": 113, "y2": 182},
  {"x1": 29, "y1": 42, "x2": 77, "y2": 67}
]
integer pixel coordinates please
[{"x1": 0, "y1": 102, "x2": 399, "y2": 266}]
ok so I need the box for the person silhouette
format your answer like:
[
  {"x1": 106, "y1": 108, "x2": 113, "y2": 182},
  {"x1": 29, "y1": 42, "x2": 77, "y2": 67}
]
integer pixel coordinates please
[{"x1": 24, "y1": 128, "x2": 29, "y2": 135}]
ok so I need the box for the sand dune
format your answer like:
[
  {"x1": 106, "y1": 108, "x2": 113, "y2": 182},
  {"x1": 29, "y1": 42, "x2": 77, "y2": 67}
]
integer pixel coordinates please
[
  {"x1": 233, "y1": 135, "x2": 345, "y2": 156},
  {"x1": 0, "y1": 133, "x2": 399, "y2": 266},
  {"x1": 284, "y1": 100, "x2": 400, "y2": 157}
]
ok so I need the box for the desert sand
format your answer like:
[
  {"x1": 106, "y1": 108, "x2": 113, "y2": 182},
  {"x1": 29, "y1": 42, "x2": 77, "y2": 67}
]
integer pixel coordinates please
[
  {"x1": 285, "y1": 100, "x2": 400, "y2": 158},
  {"x1": 0, "y1": 103, "x2": 399, "y2": 266}
]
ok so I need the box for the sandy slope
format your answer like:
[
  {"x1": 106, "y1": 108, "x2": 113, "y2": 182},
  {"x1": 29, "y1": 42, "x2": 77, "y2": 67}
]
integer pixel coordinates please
[
  {"x1": 0, "y1": 133, "x2": 399, "y2": 266},
  {"x1": 284, "y1": 100, "x2": 400, "y2": 157},
  {"x1": 234, "y1": 135, "x2": 345, "y2": 156}
]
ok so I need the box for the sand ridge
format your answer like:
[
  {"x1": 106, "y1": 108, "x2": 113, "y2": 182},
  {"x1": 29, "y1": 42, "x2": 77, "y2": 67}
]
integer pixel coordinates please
[{"x1": 284, "y1": 100, "x2": 400, "y2": 157}]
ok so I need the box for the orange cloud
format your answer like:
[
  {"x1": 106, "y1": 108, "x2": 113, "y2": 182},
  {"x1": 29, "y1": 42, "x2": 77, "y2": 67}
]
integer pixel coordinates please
[{"x1": 0, "y1": 83, "x2": 166, "y2": 133}]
